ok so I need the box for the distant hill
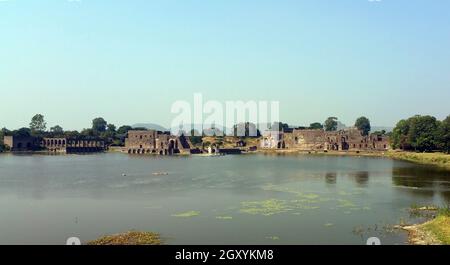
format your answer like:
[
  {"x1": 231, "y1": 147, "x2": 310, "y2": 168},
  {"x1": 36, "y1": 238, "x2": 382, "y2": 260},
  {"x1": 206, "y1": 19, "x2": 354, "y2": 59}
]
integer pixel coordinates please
[{"x1": 132, "y1": 123, "x2": 168, "y2": 132}]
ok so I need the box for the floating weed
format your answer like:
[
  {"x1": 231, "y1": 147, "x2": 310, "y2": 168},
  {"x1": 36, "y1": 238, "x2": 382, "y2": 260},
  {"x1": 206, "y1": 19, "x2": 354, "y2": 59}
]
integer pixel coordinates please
[
  {"x1": 338, "y1": 191, "x2": 352, "y2": 196},
  {"x1": 337, "y1": 199, "x2": 356, "y2": 208},
  {"x1": 216, "y1": 216, "x2": 233, "y2": 220},
  {"x1": 172, "y1": 211, "x2": 200, "y2": 218},
  {"x1": 261, "y1": 184, "x2": 303, "y2": 196},
  {"x1": 324, "y1": 223, "x2": 334, "y2": 227},
  {"x1": 265, "y1": 236, "x2": 280, "y2": 241},
  {"x1": 299, "y1": 193, "x2": 319, "y2": 200},
  {"x1": 240, "y1": 199, "x2": 291, "y2": 216}
]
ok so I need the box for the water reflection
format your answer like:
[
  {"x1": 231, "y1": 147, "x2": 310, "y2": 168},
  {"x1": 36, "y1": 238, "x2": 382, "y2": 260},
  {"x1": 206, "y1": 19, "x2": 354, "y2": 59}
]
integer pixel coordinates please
[
  {"x1": 392, "y1": 165, "x2": 450, "y2": 203},
  {"x1": 349, "y1": 171, "x2": 369, "y2": 187},
  {"x1": 325, "y1": 172, "x2": 337, "y2": 184}
]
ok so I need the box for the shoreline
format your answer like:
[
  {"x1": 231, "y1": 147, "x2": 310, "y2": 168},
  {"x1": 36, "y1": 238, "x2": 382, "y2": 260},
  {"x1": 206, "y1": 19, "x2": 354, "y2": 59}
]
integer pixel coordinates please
[
  {"x1": 2, "y1": 148, "x2": 449, "y2": 170},
  {"x1": 255, "y1": 149, "x2": 450, "y2": 170},
  {"x1": 400, "y1": 208, "x2": 450, "y2": 245}
]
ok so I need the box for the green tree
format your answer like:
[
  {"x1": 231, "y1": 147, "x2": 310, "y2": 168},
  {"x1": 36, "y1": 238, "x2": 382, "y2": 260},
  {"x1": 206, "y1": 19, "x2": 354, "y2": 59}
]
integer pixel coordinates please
[
  {"x1": 324, "y1": 117, "x2": 338, "y2": 131},
  {"x1": 117, "y1": 125, "x2": 133, "y2": 135},
  {"x1": 81, "y1": 128, "x2": 95, "y2": 138},
  {"x1": 14, "y1": 127, "x2": 32, "y2": 137},
  {"x1": 64, "y1": 130, "x2": 81, "y2": 139},
  {"x1": 107, "y1": 124, "x2": 116, "y2": 133},
  {"x1": 392, "y1": 115, "x2": 439, "y2": 152},
  {"x1": 309, "y1": 122, "x2": 323, "y2": 130},
  {"x1": 392, "y1": 119, "x2": 410, "y2": 150},
  {"x1": 29, "y1": 114, "x2": 46, "y2": 135},
  {"x1": 0, "y1": 128, "x2": 5, "y2": 152},
  {"x1": 102, "y1": 124, "x2": 117, "y2": 140},
  {"x1": 408, "y1": 115, "x2": 439, "y2": 152},
  {"x1": 92, "y1": 117, "x2": 107, "y2": 134},
  {"x1": 50, "y1": 125, "x2": 64, "y2": 136},
  {"x1": 355, "y1": 116, "x2": 371, "y2": 136},
  {"x1": 437, "y1": 115, "x2": 450, "y2": 153}
]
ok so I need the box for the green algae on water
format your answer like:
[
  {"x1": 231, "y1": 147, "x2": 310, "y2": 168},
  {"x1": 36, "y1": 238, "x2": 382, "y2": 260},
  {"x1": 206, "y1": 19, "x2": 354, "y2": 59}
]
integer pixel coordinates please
[
  {"x1": 240, "y1": 199, "x2": 291, "y2": 216},
  {"x1": 172, "y1": 211, "x2": 200, "y2": 218}
]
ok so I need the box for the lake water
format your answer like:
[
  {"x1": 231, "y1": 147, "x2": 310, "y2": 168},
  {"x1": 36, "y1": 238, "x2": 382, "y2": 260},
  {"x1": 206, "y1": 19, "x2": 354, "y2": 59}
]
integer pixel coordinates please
[{"x1": 0, "y1": 153, "x2": 449, "y2": 245}]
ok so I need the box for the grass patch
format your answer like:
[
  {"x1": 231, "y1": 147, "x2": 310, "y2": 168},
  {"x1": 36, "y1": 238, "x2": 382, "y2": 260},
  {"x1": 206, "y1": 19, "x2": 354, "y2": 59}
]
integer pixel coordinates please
[
  {"x1": 423, "y1": 215, "x2": 450, "y2": 245},
  {"x1": 387, "y1": 151, "x2": 450, "y2": 169},
  {"x1": 87, "y1": 231, "x2": 162, "y2": 245}
]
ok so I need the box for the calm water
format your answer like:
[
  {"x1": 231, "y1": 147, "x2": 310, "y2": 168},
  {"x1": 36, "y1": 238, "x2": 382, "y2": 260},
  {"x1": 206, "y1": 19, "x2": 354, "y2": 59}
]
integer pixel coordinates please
[{"x1": 1, "y1": 153, "x2": 449, "y2": 245}]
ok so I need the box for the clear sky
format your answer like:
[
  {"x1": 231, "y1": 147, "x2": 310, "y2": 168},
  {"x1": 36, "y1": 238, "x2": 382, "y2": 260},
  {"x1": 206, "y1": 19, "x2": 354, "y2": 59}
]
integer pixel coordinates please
[{"x1": 1, "y1": 0, "x2": 449, "y2": 130}]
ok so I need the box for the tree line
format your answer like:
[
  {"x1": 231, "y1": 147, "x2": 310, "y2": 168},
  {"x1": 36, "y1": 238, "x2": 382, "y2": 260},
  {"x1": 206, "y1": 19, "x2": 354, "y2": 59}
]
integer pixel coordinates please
[
  {"x1": 391, "y1": 115, "x2": 450, "y2": 153},
  {"x1": 2, "y1": 114, "x2": 449, "y2": 154},
  {"x1": 0, "y1": 114, "x2": 139, "y2": 151}
]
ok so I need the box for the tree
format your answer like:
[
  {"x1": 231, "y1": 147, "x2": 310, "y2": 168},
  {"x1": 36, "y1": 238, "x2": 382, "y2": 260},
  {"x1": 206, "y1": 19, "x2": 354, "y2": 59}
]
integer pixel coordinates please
[
  {"x1": 309, "y1": 122, "x2": 323, "y2": 130},
  {"x1": 355, "y1": 117, "x2": 371, "y2": 136},
  {"x1": 14, "y1": 127, "x2": 31, "y2": 137},
  {"x1": 0, "y1": 128, "x2": 5, "y2": 152},
  {"x1": 102, "y1": 124, "x2": 117, "y2": 140},
  {"x1": 64, "y1": 130, "x2": 81, "y2": 139},
  {"x1": 408, "y1": 115, "x2": 439, "y2": 152},
  {"x1": 92, "y1": 117, "x2": 107, "y2": 133},
  {"x1": 391, "y1": 115, "x2": 439, "y2": 152},
  {"x1": 81, "y1": 128, "x2": 95, "y2": 138},
  {"x1": 50, "y1": 125, "x2": 64, "y2": 136},
  {"x1": 392, "y1": 119, "x2": 408, "y2": 150},
  {"x1": 107, "y1": 124, "x2": 116, "y2": 133},
  {"x1": 324, "y1": 117, "x2": 338, "y2": 131},
  {"x1": 117, "y1": 125, "x2": 133, "y2": 135},
  {"x1": 436, "y1": 115, "x2": 450, "y2": 153},
  {"x1": 29, "y1": 114, "x2": 46, "y2": 135}
]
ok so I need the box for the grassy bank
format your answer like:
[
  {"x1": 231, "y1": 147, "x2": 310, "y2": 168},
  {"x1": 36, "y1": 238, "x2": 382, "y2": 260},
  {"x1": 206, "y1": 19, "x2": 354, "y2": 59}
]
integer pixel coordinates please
[
  {"x1": 386, "y1": 151, "x2": 450, "y2": 170},
  {"x1": 256, "y1": 149, "x2": 450, "y2": 169},
  {"x1": 404, "y1": 207, "x2": 450, "y2": 245}
]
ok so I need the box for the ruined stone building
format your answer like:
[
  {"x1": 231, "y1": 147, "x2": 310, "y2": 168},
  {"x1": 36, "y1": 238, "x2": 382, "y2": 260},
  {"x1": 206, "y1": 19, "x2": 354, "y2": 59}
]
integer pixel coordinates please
[
  {"x1": 42, "y1": 138, "x2": 106, "y2": 153},
  {"x1": 261, "y1": 128, "x2": 389, "y2": 151},
  {"x1": 125, "y1": 130, "x2": 193, "y2": 155},
  {"x1": 3, "y1": 136, "x2": 40, "y2": 151},
  {"x1": 3, "y1": 136, "x2": 105, "y2": 153}
]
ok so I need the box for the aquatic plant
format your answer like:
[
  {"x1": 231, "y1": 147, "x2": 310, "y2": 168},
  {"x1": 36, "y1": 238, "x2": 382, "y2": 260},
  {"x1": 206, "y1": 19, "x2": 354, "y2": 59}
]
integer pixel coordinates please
[
  {"x1": 172, "y1": 211, "x2": 200, "y2": 218},
  {"x1": 87, "y1": 231, "x2": 162, "y2": 245},
  {"x1": 240, "y1": 199, "x2": 291, "y2": 216},
  {"x1": 337, "y1": 199, "x2": 356, "y2": 208}
]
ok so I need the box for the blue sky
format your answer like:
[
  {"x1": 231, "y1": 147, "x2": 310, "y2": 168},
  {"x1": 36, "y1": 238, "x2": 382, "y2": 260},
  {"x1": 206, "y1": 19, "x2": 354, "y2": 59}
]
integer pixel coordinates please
[{"x1": 1, "y1": 0, "x2": 449, "y2": 130}]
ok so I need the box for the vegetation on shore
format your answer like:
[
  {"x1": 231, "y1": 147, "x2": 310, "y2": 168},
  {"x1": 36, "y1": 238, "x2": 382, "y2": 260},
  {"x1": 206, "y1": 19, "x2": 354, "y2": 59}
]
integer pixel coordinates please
[
  {"x1": 403, "y1": 206, "x2": 450, "y2": 245},
  {"x1": 1, "y1": 114, "x2": 142, "y2": 147},
  {"x1": 391, "y1": 115, "x2": 450, "y2": 153},
  {"x1": 87, "y1": 231, "x2": 162, "y2": 245},
  {"x1": 386, "y1": 151, "x2": 450, "y2": 170}
]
